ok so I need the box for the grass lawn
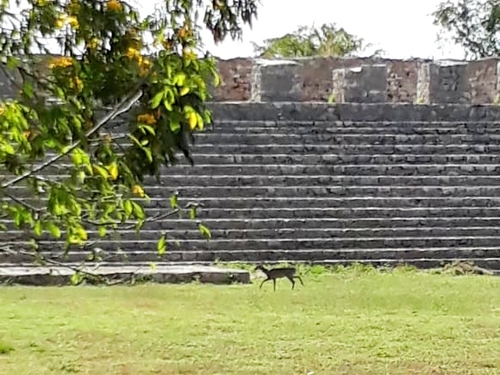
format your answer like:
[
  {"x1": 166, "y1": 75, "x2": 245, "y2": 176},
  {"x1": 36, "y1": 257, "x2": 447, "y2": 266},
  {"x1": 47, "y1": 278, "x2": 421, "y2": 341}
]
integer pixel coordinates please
[{"x1": 0, "y1": 266, "x2": 500, "y2": 374}]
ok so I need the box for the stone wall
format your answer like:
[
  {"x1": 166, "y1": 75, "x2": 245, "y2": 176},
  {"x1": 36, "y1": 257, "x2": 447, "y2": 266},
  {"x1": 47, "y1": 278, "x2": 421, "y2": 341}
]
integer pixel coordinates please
[
  {"x1": 212, "y1": 57, "x2": 500, "y2": 105},
  {"x1": 1, "y1": 55, "x2": 497, "y2": 105}
]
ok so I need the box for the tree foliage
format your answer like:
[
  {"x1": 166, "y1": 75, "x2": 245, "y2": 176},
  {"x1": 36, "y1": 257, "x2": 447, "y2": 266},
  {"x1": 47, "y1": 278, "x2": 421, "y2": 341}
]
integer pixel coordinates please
[
  {"x1": 252, "y1": 23, "x2": 380, "y2": 59},
  {"x1": 0, "y1": 0, "x2": 257, "y2": 268},
  {"x1": 433, "y1": 0, "x2": 500, "y2": 58}
]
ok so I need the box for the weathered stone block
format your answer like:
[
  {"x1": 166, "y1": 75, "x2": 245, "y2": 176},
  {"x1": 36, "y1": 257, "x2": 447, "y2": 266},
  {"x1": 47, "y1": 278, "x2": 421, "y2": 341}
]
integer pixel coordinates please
[
  {"x1": 417, "y1": 61, "x2": 470, "y2": 104},
  {"x1": 332, "y1": 64, "x2": 388, "y2": 103},
  {"x1": 212, "y1": 58, "x2": 253, "y2": 101},
  {"x1": 251, "y1": 59, "x2": 302, "y2": 102},
  {"x1": 467, "y1": 57, "x2": 499, "y2": 104}
]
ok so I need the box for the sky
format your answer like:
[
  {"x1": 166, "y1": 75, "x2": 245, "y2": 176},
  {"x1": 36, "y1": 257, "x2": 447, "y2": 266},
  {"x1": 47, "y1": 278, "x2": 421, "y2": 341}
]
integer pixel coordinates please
[{"x1": 140, "y1": 0, "x2": 467, "y2": 60}]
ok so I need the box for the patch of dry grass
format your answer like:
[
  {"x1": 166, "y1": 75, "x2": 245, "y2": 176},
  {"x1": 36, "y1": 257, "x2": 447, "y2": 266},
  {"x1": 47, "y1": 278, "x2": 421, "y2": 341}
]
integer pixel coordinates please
[{"x1": 0, "y1": 267, "x2": 500, "y2": 374}]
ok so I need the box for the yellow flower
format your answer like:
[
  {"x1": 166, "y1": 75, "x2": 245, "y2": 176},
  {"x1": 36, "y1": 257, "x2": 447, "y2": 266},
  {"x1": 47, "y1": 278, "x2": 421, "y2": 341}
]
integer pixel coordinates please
[
  {"x1": 138, "y1": 58, "x2": 151, "y2": 77},
  {"x1": 55, "y1": 18, "x2": 65, "y2": 29},
  {"x1": 86, "y1": 37, "x2": 99, "y2": 50},
  {"x1": 67, "y1": 16, "x2": 79, "y2": 29},
  {"x1": 106, "y1": 0, "x2": 123, "y2": 12},
  {"x1": 126, "y1": 47, "x2": 141, "y2": 60},
  {"x1": 55, "y1": 14, "x2": 79, "y2": 29},
  {"x1": 132, "y1": 185, "x2": 145, "y2": 198},
  {"x1": 137, "y1": 113, "x2": 156, "y2": 125},
  {"x1": 49, "y1": 56, "x2": 73, "y2": 69},
  {"x1": 69, "y1": 77, "x2": 83, "y2": 92}
]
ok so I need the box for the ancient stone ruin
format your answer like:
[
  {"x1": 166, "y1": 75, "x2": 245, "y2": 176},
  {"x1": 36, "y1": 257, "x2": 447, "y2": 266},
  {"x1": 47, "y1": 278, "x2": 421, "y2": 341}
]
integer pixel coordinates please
[{"x1": 3, "y1": 56, "x2": 500, "y2": 273}]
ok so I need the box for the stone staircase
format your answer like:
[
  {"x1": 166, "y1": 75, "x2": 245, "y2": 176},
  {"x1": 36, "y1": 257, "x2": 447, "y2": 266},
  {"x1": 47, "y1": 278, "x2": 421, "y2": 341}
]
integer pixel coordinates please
[{"x1": 3, "y1": 102, "x2": 500, "y2": 269}]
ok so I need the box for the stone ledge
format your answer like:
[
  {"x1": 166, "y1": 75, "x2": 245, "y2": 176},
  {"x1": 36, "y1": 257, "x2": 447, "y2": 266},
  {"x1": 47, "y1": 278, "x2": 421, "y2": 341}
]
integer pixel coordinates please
[
  {"x1": 0, "y1": 265, "x2": 250, "y2": 286},
  {"x1": 207, "y1": 102, "x2": 500, "y2": 122}
]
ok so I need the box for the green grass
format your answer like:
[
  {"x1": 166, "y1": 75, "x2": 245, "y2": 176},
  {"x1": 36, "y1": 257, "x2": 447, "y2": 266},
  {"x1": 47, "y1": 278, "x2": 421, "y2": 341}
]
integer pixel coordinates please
[{"x1": 1, "y1": 267, "x2": 500, "y2": 374}]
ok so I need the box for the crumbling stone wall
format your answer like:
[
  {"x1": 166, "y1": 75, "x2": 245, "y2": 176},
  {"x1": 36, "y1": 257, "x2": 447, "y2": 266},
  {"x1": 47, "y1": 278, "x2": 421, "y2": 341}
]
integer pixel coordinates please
[{"x1": 213, "y1": 56, "x2": 500, "y2": 104}]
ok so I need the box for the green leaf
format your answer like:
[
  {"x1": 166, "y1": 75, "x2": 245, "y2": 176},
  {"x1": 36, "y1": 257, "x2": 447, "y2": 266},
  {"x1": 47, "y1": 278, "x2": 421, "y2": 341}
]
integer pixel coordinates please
[
  {"x1": 151, "y1": 91, "x2": 164, "y2": 109},
  {"x1": 98, "y1": 225, "x2": 107, "y2": 237},
  {"x1": 22, "y1": 82, "x2": 34, "y2": 99},
  {"x1": 173, "y1": 73, "x2": 187, "y2": 86},
  {"x1": 198, "y1": 223, "x2": 211, "y2": 241},
  {"x1": 157, "y1": 234, "x2": 167, "y2": 255},
  {"x1": 213, "y1": 72, "x2": 221, "y2": 87},
  {"x1": 131, "y1": 201, "x2": 145, "y2": 220},
  {"x1": 1, "y1": 143, "x2": 15, "y2": 155},
  {"x1": 124, "y1": 200, "x2": 133, "y2": 216},
  {"x1": 170, "y1": 193, "x2": 178, "y2": 209},
  {"x1": 189, "y1": 206, "x2": 197, "y2": 220},
  {"x1": 143, "y1": 147, "x2": 153, "y2": 163},
  {"x1": 33, "y1": 220, "x2": 43, "y2": 237},
  {"x1": 75, "y1": 226, "x2": 88, "y2": 241},
  {"x1": 138, "y1": 124, "x2": 156, "y2": 135},
  {"x1": 70, "y1": 272, "x2": 83, "y2": 286},
  {"x1": 46, "y1": 222, "x2": 61, "y2": 239},
  {"x1": 170, "y1": 120, "x2": 180, "y2": 133},
  {"x1": 93, "y1": 165, "x2": 109, "y2": 179}
]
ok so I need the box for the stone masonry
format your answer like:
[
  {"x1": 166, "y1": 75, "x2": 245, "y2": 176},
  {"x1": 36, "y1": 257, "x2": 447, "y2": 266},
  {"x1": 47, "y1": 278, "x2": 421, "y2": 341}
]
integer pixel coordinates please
[
  {"x1": 2, "y1": 56, "x2": 500, "y2": 273},
  {"x1": 211, "y1": 56, "x2": 500, "y2": 104}
]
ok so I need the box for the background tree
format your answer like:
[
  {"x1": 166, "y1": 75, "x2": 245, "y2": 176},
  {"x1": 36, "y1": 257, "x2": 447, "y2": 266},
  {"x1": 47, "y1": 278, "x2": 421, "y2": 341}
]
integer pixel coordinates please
[
  {"x1": 433, "y1": 0, "x2": 500, "y2": 58},
  {"x1": 0, "y1": 0, "x2": 257, "y2": 274},
  {"x1": 252, "y1": 23, "x2": 382, "y2": 58}
]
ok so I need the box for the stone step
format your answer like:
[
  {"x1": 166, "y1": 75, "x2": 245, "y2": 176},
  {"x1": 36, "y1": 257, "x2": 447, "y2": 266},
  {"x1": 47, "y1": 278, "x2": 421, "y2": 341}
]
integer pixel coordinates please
[
  {"x1": 210, "y1": 121, "x2": 500, "y2": 135},
  {"x1": 5, "y1": 217, "x2": 500, "y2": 231},
  {"x1": 17, "y1": 144, "x2": 500, "y2": 157},
  {"x1": 0, "y1": 264, "x2": 250, "y2": 285},
  {"x1": 13, "y1": 153, "x2": 500, "y2": 166},
  {"x1": 3, "y1": 247, "x2": 500, "y2": 264},
  {"x1": 189, "y1": 144, "x2": 500, "y2": 154},
  {"x1": 5, "y1": 226, "x2": 500, "y2": 242},
  {"x1": 206, "y1": 102, "x2": 500, "y2": 123},
  {"x1": 99, "y1": 217, "x2": 500, "y2": 230},
  {"x1": 193, "y1": 133, "x2": 500, "y2": 145},
  {"x1": 94, "y1": 163, "x2": 500, "y2": 176},
  {"x1": 6, "y1": 205, "x2": 498, "y2": 220},
  {"x1": 6, "y1": 155, "x2": 500, "y2": 181},
  {"x1": 6, "y1": 236, "x2": 500, "y2": 251},
  {"x1": 160, "y1": 175, "x2": 500, "y2": 187},
  {"x1": 7, "y1": 196, "x2": 500, "y2": 210},
  {"x1": 3, "y1": 258, "x2": 500, "y2": 273},
  {"x1": 10, "y1": 161, "x2": 500, "y2": 180},
  {"x1": 193, "y1": 207, "x2": 500, "y2": 219},
  {"x1": 159, "y1": 186, "x2": 500, "y2": 199},
  {"x1": 8, "y1": 175, "x2": 500, "y2": 188},
  {"x1": 175, "y1": 154, "x2": 500, "y2": 165},
  {"x1": 4, "y1": 185, "x2": 500, "y2": 201},
  {"x1": 212, "y1": 119, "x2": 500, "y2": 127},
  {"x1": 181, "y1": 197, "x2": 500, "y2": 209}
]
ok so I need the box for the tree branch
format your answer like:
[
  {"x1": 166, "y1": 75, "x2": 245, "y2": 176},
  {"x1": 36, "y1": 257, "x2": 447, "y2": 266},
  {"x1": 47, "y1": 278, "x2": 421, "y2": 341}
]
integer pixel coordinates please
[
  {"x1": 0, "y1": 245, "x2": 142, "y2": 285},
  {"x1": 1, "y1": 88, "x2": 144, "y2": 189},
  {"x1": 82, "y1": 207, "x2": 181, "y2": 229}
]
